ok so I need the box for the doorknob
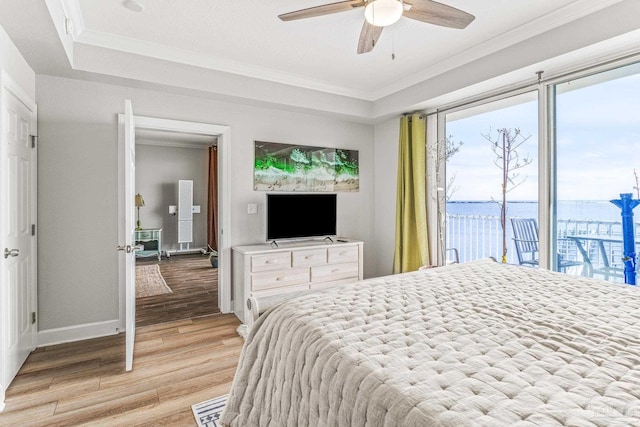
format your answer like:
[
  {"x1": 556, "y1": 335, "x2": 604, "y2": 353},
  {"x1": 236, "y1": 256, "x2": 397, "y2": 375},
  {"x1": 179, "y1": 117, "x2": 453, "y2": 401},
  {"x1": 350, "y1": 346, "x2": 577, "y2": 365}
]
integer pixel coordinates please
[
  {"x1": 4, "y1": 248, "x2": 19, "y2": 259},
  {"x1": 117, "y1": 245, "x2": 143, "y2": 253},
  {"x1": 117, "y1": 245, "x2": 133, "y2": 253}
]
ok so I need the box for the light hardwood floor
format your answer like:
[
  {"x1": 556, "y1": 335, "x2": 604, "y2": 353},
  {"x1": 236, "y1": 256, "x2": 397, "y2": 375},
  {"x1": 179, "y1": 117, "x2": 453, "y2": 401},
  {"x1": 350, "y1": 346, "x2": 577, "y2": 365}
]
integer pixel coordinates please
[{"x1": 1, "y1": 313, "x2": 243, "y2": 426}]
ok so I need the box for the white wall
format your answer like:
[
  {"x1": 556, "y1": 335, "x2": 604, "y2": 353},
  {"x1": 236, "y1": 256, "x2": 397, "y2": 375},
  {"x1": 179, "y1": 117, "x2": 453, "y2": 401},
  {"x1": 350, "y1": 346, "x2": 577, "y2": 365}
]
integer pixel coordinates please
[
  {"x1": 135, "y1": 144, "x2": 209, "y2": 252},
  {"x1": 373, "y1": 118, "x2": 400, "y2": 277},
  {"x1": 0, "y1": 25, "x2": 35, "y2": 100},
  {"x1": 36, "y1": 74, "x2": 375, "y2": 333}
]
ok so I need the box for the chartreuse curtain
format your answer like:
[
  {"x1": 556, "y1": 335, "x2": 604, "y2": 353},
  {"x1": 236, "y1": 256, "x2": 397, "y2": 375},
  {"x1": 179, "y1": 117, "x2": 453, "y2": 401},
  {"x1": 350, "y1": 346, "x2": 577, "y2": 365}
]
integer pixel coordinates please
[{"x1": 393, "y1": 113, "x2": 429, "y2": 273}]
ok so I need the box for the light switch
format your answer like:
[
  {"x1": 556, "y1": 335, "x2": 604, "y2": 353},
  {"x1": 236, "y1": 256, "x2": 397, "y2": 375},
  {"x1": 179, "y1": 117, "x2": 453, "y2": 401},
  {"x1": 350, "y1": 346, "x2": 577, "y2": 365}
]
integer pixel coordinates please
[
  {"x1": 192, "y1": 205, "x2": 201, "y2": 214},
  {"x1": 247, "y1": 203, "x2": 258, "y2": 214}
]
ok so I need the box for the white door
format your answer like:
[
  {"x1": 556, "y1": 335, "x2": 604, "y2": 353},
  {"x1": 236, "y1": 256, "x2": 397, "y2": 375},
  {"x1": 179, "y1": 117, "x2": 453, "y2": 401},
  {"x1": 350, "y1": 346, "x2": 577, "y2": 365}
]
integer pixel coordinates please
[
  {"x1": 119, "y1": 99, "x2": 137, "y2": 371},
  {"x1": 0, "y1": 78, "x2": 37, "y2": 409}
]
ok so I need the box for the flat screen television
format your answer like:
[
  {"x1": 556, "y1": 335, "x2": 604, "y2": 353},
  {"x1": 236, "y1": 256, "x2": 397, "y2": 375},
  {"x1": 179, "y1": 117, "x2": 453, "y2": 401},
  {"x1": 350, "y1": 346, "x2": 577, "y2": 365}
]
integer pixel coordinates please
[{"x1": 267, "y1": 193, "x2": 337, "y2": 241}]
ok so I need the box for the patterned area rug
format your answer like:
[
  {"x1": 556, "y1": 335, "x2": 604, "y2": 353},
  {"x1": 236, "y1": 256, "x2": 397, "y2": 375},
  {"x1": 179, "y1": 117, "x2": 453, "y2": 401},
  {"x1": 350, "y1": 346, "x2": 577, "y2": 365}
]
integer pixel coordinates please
[
  {"x1": 192, "y1": 394, "x2": 228, "y2": 427},
  {"x1": 135, "y1": 264, "x2": 172, "y2": 298}
]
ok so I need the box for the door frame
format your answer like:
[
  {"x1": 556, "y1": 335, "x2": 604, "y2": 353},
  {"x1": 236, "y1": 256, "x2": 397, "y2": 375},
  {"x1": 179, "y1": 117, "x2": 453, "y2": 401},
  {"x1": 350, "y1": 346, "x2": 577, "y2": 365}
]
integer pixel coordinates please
[
  {"x1": 117, "y1": 114, "x2": 232, "y2": 334},
  {"x1": 0, "y1": 69, "x2": 37, "y2": 411}
]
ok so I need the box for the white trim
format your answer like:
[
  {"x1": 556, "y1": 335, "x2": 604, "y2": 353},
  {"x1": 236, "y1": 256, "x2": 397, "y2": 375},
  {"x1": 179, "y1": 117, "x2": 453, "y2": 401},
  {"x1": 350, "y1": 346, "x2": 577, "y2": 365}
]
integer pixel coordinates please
[
  {"x1": 136, "y1": 139, "x2": 212, "y2": 149},
  {"x1": 37, "y1": 320, "x2": 120, "y2": 348},
  {"x1": 117, "y1": 113, "x2": 232, "y2": 330},
  {"x1": 218, "y1": 126, "x2": 232, "y2": 314},
  {"x1": 371, "y1": 0, "x2": 627, "y2": 100},
  {"x1": 60, "y1": 0, "x2": 86, "y2": 40},
  {"x1": 77, "y1": 29, "x2": 371, "y2": 101},
  {"x1": 1, "y1": 70, "x2": 36, "y2": 113},
  {"x1": 43, "y1": 0, "x2": 75, "y2": 66},
  {"x1": 58, "y1": 0, "x2": 626, "y2": 102}
]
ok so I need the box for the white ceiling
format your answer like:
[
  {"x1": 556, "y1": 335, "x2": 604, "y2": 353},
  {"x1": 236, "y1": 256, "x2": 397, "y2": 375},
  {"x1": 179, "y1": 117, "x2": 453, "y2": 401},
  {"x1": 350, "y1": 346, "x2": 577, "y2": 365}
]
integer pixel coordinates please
[
  {"x1": 2, "y1": 0, "x2": 640, "y2": 120},
  {"x1": 69, "y1": 0, "x2": 620, "y2": 99}
]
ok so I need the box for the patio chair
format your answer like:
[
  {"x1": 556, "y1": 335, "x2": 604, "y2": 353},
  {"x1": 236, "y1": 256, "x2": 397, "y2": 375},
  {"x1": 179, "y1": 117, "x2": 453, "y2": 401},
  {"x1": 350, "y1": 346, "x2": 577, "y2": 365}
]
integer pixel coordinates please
[{"x1": 510, "y1": 218, "x2": 583, "y2": 272}]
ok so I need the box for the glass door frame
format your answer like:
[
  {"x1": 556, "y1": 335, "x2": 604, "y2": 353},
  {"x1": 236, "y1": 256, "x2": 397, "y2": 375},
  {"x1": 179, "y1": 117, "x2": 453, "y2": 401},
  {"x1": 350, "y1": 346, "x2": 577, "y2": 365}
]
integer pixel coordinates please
[
  {"x1": 433, "y1": 53, "x2": 640, "y2": 270},
  {"x1": 435, "y1": 87, "x2": 542, "y2": 266}
]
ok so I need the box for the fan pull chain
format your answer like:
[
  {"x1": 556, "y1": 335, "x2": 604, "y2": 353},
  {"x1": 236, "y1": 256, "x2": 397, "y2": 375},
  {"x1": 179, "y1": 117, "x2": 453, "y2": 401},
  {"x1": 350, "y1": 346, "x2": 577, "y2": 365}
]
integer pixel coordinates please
[{"x1": 391, "y1": 31, "x2": 396, "y2": 60}]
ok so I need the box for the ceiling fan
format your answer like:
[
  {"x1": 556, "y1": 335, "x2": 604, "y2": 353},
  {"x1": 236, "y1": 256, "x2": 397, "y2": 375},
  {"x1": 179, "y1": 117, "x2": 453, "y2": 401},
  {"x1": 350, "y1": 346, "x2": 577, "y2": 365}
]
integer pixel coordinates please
[{"x1": 279, "y1": 0, "x2": 475, "y2": 54}]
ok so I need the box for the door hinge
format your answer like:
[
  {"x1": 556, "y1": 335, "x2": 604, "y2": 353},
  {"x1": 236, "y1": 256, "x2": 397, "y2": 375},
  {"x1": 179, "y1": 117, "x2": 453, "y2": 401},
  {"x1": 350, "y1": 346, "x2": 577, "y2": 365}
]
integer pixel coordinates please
[
  {"x1": 31, "y1": 224, "x2": 36, "y2": 236},
  {"x1": 31, "y1": 312, "x2": 36, "y2": 324},
  {"x1": 30, "y1": 135, "x2": 37, "y2": 148}
]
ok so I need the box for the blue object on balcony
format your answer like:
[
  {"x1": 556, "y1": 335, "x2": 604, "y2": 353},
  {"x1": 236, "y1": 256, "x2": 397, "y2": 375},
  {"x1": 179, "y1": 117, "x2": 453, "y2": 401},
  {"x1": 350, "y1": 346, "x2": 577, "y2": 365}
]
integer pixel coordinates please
[{"x1": 610, "y1": 193, "x2": 640, "y2": 285}]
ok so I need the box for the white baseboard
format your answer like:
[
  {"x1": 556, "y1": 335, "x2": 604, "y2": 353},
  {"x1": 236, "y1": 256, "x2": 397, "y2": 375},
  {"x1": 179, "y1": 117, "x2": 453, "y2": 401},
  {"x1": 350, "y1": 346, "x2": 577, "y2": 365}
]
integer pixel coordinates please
[{"x1": 37, "y1": 319, "x2": 121, "y2": 348}]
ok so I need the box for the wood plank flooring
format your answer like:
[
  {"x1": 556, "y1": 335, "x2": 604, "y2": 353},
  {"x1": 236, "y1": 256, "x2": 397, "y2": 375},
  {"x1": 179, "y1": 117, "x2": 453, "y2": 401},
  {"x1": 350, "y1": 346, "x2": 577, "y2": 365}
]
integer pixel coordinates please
[
  {"x1": 136, "y1": 254, "x2": 220, "y2": 327},
  {"x1": 1, "y1": 313, "x2": 243, "y2": 426}
]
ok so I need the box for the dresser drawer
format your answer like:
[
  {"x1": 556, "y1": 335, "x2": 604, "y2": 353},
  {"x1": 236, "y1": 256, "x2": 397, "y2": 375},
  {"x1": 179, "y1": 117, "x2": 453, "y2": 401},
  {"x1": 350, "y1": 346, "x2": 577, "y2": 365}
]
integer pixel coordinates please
[
  {"x1": 252, "y1": 267, "x2": 309, "y2": 291},
  {"x1": 251, "y1": 252, "x2": 291, "y2": 272},
  {"x1": 292, "y1": 248, "x2": 327, "y2": 267},
  {"x1": 328, "y1": 245, "x2": 359, "y2": 264},
  {"x1": 311, "y1": 262, "x2": 359, "y2": 283},
  {"x1": 136, "y1": 231, "x2": 155, "y2": 240},
  {"x1": 253, "y1": 283, "x2": 310, "y2": 299}
]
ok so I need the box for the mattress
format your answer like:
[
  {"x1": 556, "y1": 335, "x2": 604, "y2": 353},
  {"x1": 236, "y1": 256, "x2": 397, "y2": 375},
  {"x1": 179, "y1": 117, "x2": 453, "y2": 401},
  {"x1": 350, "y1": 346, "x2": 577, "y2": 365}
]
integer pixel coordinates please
[{"x1": 222, "y1": 259, "x2": 640, "y2": 426}]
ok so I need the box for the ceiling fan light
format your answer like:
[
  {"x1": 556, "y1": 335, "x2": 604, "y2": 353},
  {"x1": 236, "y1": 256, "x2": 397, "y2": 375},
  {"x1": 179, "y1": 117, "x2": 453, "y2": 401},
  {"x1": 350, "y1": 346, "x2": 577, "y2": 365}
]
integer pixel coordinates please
[{"x1": 364, "y1": 0, "x2": 403, "y2": 27}]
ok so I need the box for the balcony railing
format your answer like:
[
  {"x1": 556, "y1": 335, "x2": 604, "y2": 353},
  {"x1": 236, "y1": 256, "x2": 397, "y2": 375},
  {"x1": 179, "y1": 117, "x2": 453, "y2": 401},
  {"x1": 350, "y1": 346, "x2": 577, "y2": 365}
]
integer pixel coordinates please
[{"x1": 446, "y1": 214, "x2": 640, "y2": 281}]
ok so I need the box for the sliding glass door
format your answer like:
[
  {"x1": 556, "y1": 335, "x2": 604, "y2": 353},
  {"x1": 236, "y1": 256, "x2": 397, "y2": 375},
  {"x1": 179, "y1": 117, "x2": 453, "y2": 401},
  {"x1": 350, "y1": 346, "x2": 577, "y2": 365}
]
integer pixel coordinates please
[
  {"x1": 553, "y1": 63, "x2": 640, "y2": 282},
  {"x1": 443, "y1": 92, "x2": 539, "y2": 264}
]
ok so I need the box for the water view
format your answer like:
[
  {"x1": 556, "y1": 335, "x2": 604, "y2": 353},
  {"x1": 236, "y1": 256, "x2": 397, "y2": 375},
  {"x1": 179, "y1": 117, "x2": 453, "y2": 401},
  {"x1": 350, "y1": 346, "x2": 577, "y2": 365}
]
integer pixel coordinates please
[{"x1": 441, "y1": 64, "x2": 640, "y2": 283}]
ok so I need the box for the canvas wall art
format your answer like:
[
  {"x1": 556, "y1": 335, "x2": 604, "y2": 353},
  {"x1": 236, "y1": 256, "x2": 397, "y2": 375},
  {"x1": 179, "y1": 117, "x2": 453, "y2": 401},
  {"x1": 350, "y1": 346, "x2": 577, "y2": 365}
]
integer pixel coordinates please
[{"x1": 254, "y1": 141, "x2": 359, "y2": 192}]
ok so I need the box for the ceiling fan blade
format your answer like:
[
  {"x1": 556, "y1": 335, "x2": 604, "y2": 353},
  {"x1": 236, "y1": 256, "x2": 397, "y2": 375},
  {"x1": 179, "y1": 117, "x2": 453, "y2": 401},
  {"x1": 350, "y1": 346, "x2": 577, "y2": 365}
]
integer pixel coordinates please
[
  {"x1": 404, "y1": 0, "x2": 475, "y2": 29},
  {"x1": 357, "y1": 21, "x2": 384, "y2": 54},
  {"x1": 279, "y1": 0, "x2": 366, "y2": 21}
]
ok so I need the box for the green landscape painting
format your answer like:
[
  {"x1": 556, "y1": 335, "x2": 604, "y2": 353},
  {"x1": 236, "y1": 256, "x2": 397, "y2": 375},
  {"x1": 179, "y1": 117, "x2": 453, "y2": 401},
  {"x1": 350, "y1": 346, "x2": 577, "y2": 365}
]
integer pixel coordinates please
[{"x1": 254, "y1": 141, "x2": 359, "y2": 192}]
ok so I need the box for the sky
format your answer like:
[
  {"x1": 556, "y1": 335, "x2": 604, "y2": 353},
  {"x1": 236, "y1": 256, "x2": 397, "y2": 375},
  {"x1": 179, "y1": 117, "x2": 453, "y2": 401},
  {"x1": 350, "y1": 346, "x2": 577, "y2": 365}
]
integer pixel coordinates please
[{"x1": 445, "y1": 71, "x2": 640, "y2": 201}]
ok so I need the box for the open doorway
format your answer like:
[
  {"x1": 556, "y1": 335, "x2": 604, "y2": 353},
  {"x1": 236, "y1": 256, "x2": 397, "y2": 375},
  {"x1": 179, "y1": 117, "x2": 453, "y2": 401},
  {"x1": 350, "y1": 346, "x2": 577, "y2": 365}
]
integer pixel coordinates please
[
  {"x1": 118, "y1": 113, "x2": 232, "y2": 360},
  {"x1": 134, "y1": 129, "x2": 218, "y2": 326}
]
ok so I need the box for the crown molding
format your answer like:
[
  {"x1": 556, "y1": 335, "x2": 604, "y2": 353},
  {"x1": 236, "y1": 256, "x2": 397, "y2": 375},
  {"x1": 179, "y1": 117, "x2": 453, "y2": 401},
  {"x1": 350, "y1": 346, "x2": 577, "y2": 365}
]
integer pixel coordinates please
[
  {"x1": 368, "y1": 0, "x2": 627, "y2": 99},
  {"x1": 76, "y1": 29, "x2": 374, "y2": 101},
  {"x1": 48, "y1": 0, "x2": 626, "y2": 103},
  {"x1": 60, "y1": 0, "x2": 85, "y2": 40}
]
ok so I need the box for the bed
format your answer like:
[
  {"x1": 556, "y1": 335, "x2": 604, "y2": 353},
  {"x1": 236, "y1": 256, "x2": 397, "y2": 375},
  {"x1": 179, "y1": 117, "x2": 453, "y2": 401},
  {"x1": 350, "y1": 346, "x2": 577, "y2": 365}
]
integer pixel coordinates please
[{"x1": 221, "y1": 259, "x2": 640, "y2": 426}]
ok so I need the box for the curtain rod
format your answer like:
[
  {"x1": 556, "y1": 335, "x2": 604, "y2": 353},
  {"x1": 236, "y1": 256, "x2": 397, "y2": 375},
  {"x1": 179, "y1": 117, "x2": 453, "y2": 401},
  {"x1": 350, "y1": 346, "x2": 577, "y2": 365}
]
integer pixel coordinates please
[{"x1": 402, "y1": 113, "x2": 427, "y2": 120}]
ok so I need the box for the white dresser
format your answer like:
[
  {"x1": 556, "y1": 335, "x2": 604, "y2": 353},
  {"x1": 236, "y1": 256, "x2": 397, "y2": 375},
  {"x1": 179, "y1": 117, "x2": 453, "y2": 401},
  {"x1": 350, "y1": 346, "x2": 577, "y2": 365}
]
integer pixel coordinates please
[{"x1": 232, "y1": 239, "x2": 363, "y2": 324}]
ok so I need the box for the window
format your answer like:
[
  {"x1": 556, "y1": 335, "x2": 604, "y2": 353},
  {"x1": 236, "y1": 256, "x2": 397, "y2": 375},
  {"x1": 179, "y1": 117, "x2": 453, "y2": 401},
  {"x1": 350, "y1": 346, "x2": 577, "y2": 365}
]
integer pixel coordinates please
[
  {"x1": 435, "y1": 58, "x2": 640, "y2": 285},
  {"x1": 443, "y1": 92, "x2": 539, "y2": 264}
]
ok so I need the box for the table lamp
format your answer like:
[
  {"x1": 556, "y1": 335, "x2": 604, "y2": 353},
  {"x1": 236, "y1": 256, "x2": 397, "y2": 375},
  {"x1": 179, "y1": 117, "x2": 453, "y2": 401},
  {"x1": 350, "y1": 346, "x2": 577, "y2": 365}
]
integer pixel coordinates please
[{"x1": 135, "y1": 193, "x2": 145, "y2": 230}]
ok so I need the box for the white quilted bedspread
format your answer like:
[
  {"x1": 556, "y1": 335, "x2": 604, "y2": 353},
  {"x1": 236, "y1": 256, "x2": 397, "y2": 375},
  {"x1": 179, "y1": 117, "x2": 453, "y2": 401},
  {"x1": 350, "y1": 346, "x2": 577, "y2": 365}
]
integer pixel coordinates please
[{"x1": 222, "y1": 260, "x2": 640, "y2": 426}]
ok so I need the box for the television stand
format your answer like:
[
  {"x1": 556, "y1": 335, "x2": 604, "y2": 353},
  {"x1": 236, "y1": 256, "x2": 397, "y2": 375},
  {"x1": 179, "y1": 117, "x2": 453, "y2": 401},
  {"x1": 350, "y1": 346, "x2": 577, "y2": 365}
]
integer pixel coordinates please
[{"x1": 231, "y1": 238, "x2": 363, "y2": 326}]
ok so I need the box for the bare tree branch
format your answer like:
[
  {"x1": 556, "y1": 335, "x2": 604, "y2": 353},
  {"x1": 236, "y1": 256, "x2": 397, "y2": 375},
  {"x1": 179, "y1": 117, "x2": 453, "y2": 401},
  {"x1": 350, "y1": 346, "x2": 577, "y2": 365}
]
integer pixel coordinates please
[{"x1": 482, "y1": 128, "x2": 533, "y2": 262}]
